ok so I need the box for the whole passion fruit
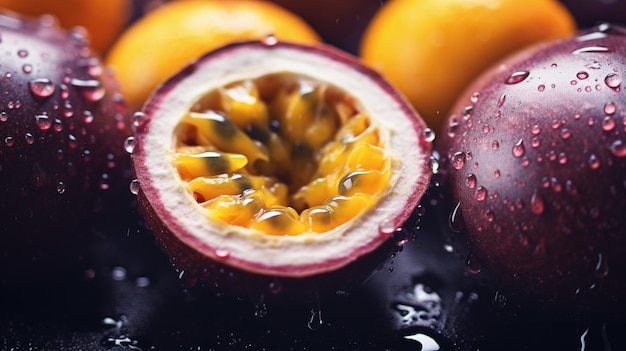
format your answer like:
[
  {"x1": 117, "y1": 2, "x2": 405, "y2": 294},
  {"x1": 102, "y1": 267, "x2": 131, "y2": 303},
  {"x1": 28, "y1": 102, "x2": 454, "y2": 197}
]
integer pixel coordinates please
[
  {"x1": 132, "y1": 39, "x2": 433, "y2": 302},
  {"x1": 438, "y1": 24, "x2": 626, "y2": 317},
  {"x1": 0, "y1": 12, "x2": 132, "y2": 283}
]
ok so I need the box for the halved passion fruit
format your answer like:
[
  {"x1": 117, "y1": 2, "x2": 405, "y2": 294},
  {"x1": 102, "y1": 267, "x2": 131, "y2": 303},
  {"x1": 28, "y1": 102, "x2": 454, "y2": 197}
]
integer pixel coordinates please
[{"x1": 132, "y1": 40, "x2": 433, "y2": 302}]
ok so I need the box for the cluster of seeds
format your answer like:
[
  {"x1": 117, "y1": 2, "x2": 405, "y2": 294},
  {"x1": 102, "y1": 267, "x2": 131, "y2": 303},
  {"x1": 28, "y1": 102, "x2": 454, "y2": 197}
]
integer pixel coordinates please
[{"x1": 173, "y1": 73, "x2": 391, "y2": 235}]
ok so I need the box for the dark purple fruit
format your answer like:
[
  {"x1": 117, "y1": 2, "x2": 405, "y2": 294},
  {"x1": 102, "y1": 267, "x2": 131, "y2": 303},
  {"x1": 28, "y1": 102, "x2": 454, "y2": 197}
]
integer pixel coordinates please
[
  {"x1": 0, "y1": 12, "x2": 132, "y2": 283},
  {"x1": 438, "y1": 24, "x2": 626, "y2": 317}
]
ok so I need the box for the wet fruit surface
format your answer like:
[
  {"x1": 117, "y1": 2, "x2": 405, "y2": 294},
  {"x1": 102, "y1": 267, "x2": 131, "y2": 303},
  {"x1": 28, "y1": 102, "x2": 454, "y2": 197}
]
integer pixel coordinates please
[
  {"x1": 132, "y1": 40, "x2": 432, "y2": 301},
  {"x1": 359, "y1": 0, "x2": 576, "y2": 133},
  {"x1": 437, "y1": 24, "x2": 626, "y2": 316},
  {"x1": 0, "y1": 12, "x2": 132, "y2": 282}
]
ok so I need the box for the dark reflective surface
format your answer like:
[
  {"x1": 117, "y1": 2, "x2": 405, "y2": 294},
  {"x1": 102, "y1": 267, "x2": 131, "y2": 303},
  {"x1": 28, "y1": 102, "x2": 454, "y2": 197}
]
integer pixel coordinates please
[{"x1": 2, "y1": 192, "x2": 625, "y2": 351}]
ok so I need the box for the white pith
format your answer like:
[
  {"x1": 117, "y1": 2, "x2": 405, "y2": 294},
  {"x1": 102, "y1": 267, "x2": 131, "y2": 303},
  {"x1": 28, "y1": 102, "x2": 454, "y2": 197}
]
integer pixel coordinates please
[{"x1": 135, "y1": 43, "x2": 430, "y2": 277}]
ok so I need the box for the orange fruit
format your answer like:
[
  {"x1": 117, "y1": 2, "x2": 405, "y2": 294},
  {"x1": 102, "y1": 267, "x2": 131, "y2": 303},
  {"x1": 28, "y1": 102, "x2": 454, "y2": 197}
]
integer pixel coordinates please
[
  {"x1": 0, "y1": 0, "x2": 132, "y2": 54},
  {"x1": 106, "y1": 0, "x2": 321, "y2": 110},
  {"x1": 360, "y1": 0, "x2": 577, "y2": 133}
]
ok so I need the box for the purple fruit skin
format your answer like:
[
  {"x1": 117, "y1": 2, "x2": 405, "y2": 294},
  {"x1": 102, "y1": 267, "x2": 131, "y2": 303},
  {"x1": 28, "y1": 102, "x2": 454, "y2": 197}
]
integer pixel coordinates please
[
  {"x1": 0, "y1": 13, "x2": 133, "y2": 283},
  {"x1": 438, "y1": 24, "x2": 626, "y2": 317}
]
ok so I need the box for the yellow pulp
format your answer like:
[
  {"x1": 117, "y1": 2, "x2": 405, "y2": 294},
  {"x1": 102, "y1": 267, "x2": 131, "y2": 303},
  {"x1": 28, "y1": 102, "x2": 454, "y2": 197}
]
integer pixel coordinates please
[{"x1": 173, "y1": 73, "x2": 390, "y2": 235}]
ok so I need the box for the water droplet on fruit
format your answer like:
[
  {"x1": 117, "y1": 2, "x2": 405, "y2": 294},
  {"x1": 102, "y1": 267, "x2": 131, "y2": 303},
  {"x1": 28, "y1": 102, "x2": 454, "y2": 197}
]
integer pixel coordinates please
[
  {"x1": 604, "y1": 102, "x2": 617, "y2": 115},
  {"x1": 28, "y1": 78, "x2": 55, "y2": 98},
  {"x1": 497, "y1": 93, "x2": 506, "y2": 107},
  {"x1": 215, "y1": 248, "x2": 230, "y2": 259},
  {"x1": 577, "y1": 71, "x2": 589, "y2": 80},
  {"x1": 33, "y1": 114, "x2": 52, "y2": 130},
  {"x1": 589, "y1": 154, "x2": 601, "y2": 169},
  {"x1": 82, "y1": 110, "x2": 94, "y2": 123},
  {"x1": 475, "y1": 186, "x2": 488, "y2": 201},
  {"x1": 505, "y1": 70, "x2": 529, "y2": 84},
  {"x1": 261, "y1": 34, "x2": 278, "y2": 46},
  {"x1": 537, "y1": 84, "x2": 545, "y2": 92},
  {"x1": 379, "y1": 219, "x2": 396, "y2": 236},
  {"x1": 4, "y1": 136, "x2": 14, "y2": 146},
  {"x1": 24, "y1": 132, "x2": 34, "y2": 145},
  {"x1": 129, "y1": 179, "x2": 140, "y2": 195},
  {"x1": 22, "y1": 64, "x2": 32, "y2": 73},
  {"x1": 451, "y1": 151, "x2": 466, "y2": 170},
  {"x1": 512, "y1": 139, "x2": 525, "y2": 158},
  {"x1": 560, "y1": 128, "x2": 571, "y2": 139},
  {"x1": 132, "y1": 111, "x2": 148, "y2": 130},
  {"x1": 602, "y1": 116, "x2": 616, "y2": 132},
  {"x1": 572, "y1": 46, "x2": 611, "y2": 54},
  {"x1": 530, "y1": 190, "x2": 544, "y2": 215},
  {"x1": 465, "y1": 173, "x2": 477, "y2": 189},
  {"x1": 70, "y1": 78, "x2": 105, "y2": 102},
  {"x1": 422, "y1": 128, "x2": 435, "y2": 143},
  {"x1": 17, "y1": 49, "x2": 28, "y2": 58},
  {"x1": 609, "y1": 139, "x2": 626, "y2": 157},
  {"x1": 605, "y1": 73, "x2": 621, "y2": 90},
  {"x1": 123, "y1": 136, "x2": 136, "y2": 154},
  {"x1": 470, "y1": 91, "x2": 480, "y2": 103}
]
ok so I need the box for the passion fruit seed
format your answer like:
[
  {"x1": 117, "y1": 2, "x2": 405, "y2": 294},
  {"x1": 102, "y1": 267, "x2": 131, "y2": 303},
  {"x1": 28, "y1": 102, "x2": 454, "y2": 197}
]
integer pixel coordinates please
[{"x1": 173, "y1": 73, "x2": 390, "y2": 236}]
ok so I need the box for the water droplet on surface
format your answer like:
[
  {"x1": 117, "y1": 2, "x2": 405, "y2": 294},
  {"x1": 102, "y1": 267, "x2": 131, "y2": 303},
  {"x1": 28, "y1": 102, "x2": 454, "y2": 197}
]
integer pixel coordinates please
[
  {"x1": 70, "y1": 78, "x2": 105, "y2": 101},
  {"x1": 465, "y1": 173, "x2": 477, "y2": 189},
  {"x1": 560, "y1": 128, "x2": 571, "y2": 139},
  {"x1": 537, "y1": 84, "x2": 545, "y2": 92},
  {"x1": 466, "y1": 253, "x2": 482, "y2": 274},
  {"x1": 492, "y1": 140, "x2": 499, "y2": 150},
  {"x1": 215, "y1": 248, "x2": 230, "y2": 259},
  {"x1": 422, "y1": 127, "x2": 435, "y2": 142},
  {"x1": 404, "y1": 332, "x2": 441, "y2": 351},
  {"x1": 497, "y1": 93, "x2": 506, "y2": 107},
  {"x1": 470, "y1": 91, "x2": 480, "y2": 103},
  {"x1": 261, "y1": 34, "x2": 278, "y2": 46},
  {"x1": 605, "y1": 73, "x2": 621, "y2": 90},
  {"x1": 589, "y1": 154, "x2": 601, "y2": 169},
  {"x1": 475, "y1": 186, "x2": 488, "y2": 201},
  {"x1": 132, "y1": 111, "x2": 148, "y2": 130},
  {"x1": 512, "y1": 139, "x2": 525, "y2": 158},
  {"x1": 379, "y1": 218, "x2": 397, "y2": 236},
  {"x1": 577, "y1": 71, "x2": 589, "y2": 80},
  {"x1": 82, "y1": 110, "x2": 94, "y2": 123},
  {"x1": 602, "y1": 116, "x2": 616, "y2": 132},
  {"x1": 34, "y1": 114, "x2": 52, "y2": 130},
  {"x1": 604, "y1": 102, "x2": 617, "y2": 115},
  {"x1": 24, "y1": 132, "x2": 34, "y2": 145},
  {"x1": 530, "y1": 190, "x2": 544, "y2": 215},
  {"x1": 609, "y1": 139, "x2": 626, "y2": 157},
  {"x1": 572, "y1": 46, "x2": 611, "y2": 54},
  {"x1": 56, "y1": 181, "x2": 66, "y2": 194},
  {"x1": 28, "y1": 78, "x2": 55, "y2": 98},
  {"x1": 17, "y1": 49, "x2": 28, "y2": 58},
  {"x1": 22, "y1": 64, "x2": 32, "y2": 73},
  {"x1": 307, "y1": 306, "x2": 324, "y2": 331},
  {"x1": 505, "y1": 70, "x2": 530, "y2": 84},
  {"x1": 124, "y1": 136, "x2": 136, "y2": 154},
  {"x1": 4, "y1": 136, "x2": 14, "y2": 146},
  {"x1": 129, "y1": 179, "x2": 140, "y2": 195},
  {"x1": 451, "y1": 151, "x2": 466, "y2": 170},
  {"x1": 111, "y1": 266, "x2": 127, "y2": 281}
]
